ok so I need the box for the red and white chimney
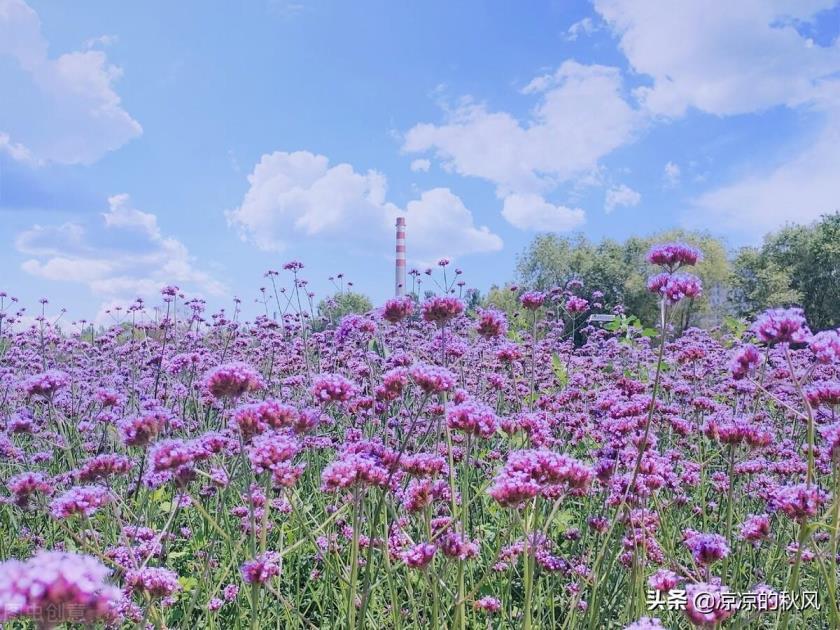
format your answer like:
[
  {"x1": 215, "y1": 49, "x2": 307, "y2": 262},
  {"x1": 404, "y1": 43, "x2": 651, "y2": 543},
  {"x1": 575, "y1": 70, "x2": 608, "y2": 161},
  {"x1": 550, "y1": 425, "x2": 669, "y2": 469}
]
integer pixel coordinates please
[{"x1": 395, "y1": 217, "x2": 406, "y2": 296}]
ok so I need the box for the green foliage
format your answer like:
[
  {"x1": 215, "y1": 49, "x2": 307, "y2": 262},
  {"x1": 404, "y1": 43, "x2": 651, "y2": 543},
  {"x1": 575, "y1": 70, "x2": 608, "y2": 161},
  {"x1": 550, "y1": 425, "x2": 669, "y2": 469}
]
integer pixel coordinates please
[
  {"x1": 731, "y1": 212, "x2": 840, "y2": 329},
  {"x1": 550, "y1": 353, "x2": 568, "y2": 387},
  {"x1": 316, "y1": 291, "x2": 373, "y2": 327},
  {"x1": 515, "y1": 229, "x2": 732, "y2": 331},
  {"x1": 482, "y1": 284, "x2": 533, "y2": 333},
  {"x1": 463, "y1": 288, "x2": 483, "y2": 312},
  {"x1": 604, "y1": 313, "x2": 657, "y2": 340}
]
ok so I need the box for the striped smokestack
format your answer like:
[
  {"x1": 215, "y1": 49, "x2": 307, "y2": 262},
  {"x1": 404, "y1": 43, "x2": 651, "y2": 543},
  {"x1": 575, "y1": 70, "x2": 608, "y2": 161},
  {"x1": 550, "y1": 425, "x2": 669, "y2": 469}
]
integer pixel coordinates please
[{"x1": 395, "y1": 216, "x2": 406, "y2": 296}]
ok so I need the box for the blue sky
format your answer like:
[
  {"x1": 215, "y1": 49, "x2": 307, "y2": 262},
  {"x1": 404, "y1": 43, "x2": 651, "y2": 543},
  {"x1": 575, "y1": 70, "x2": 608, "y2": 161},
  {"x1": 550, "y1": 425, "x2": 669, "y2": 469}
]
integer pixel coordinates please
[{"x1": 2, "y1": 0, "x2": 839, "y2": 324}]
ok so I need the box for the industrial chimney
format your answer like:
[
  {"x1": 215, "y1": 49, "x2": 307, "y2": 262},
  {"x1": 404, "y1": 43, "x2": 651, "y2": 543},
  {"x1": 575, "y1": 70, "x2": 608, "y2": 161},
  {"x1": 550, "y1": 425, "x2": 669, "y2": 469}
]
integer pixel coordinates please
[{"x1": 395, "y1": 217, "x2": 406, "y2": 296}]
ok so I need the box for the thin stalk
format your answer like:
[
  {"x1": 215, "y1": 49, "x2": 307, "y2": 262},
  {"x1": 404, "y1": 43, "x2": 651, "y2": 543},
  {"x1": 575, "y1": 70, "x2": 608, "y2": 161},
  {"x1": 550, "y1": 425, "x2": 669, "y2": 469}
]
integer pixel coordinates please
[{"x1": 347, "y1": 487, "x2": 361, "y2": 629}]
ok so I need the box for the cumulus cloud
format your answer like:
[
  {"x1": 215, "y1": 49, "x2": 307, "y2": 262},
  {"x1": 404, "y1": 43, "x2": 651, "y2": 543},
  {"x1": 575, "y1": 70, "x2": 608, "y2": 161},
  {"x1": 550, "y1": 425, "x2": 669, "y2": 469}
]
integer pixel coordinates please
[
  {"x1": 594, "y1": 0, "x2": 840, "y2": 117},
  {"x1": 593, "y1": 0, "x2": 840, "y2": 234},
  {"x1": 402, "y1": 189, "x2": 503, "y2": 261},
  {"x1": 226, "y1": 150, "x2": 502, "y2": 262},
  {"x1": 502, "y1": 193, "x2": 584, "y2": 232},
  {"x1": 404, "y1": 61, "x2": 641, "y2": 198},
  {"x1": 0, "y1": 0, "x2": 141, "y2": 165},
  {"x1": 17, "y1": 194, "x2": 224, "y2": 298},
  {"x1": 604, "y1": 184, "x2": 641, "y2": 213},
  {"x1": 402, "y1": 61, "x2": 643, "y2": 233}
]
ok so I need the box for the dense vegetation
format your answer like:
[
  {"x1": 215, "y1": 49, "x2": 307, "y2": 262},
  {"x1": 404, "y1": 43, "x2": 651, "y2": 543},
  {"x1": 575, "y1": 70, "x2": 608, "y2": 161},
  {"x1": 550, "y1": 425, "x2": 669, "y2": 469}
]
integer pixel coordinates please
[
  {"x1": 0, "y1": 244, "x2": 838, "y2": 629},
  {"x1": 489, "y1": 213, "x2": 838, "y2": 333}
]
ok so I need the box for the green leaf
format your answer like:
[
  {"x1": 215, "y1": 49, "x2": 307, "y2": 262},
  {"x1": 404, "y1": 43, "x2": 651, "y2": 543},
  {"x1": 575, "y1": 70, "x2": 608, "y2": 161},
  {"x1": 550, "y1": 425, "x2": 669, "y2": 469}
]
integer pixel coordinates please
[
  {"x1": 178, "y1": 576, "x2": 199, "y2": 592},
  {"x1": 551, "y1": 353, "x2": 569, "y2": 386}
]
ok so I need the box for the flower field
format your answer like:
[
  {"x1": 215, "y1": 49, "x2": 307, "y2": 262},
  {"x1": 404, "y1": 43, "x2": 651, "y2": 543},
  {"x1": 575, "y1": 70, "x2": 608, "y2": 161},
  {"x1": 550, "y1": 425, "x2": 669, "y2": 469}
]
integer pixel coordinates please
[{"x1": 1, "y1": 245, "x2": 838, "y2": 629}]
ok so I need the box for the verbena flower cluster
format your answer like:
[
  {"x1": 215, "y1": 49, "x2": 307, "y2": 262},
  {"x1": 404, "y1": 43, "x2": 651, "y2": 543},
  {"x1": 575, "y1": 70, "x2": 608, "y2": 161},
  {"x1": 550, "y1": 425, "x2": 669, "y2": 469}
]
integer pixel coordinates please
[{"x1": 0, "y1": 246, "x2": 838, "y2": 628}]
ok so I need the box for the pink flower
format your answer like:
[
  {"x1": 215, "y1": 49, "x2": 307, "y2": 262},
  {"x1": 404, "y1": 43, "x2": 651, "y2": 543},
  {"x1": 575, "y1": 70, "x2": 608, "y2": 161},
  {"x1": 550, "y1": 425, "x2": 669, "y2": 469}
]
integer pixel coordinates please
[
  {"x1": 647, "y1": 568, "x2": 680, "y2": 592},
  {"x1": 446, "y1": 401, "x2": 499, "y2": 438},
  {"x1": 820, "y1": 423, "x2": 840, "y2": 459},
  {"x1": 21, "y1": 369, "x2": 70, "y2": 398},
  {"x1": 421, "y1": 296, "x2": 464, "y2": 325},
  {"x1": 488, "y1": 450, "x2": 593, "y2": 508},
  {"x1": 403, "y1": 478, "x2": 450, "y2": 512},
  {"x1": 565, "y1": 296, "x2": 589, "y2": 314},
  {"x1": 752, "y1": 308, "x2": 811, "y2": 345},
  {"x1": 646, "y1": 242, "x2": 702, "y2": 268},
  {"x1": 76, "y1": 454, "x2": 133, "y2": 483},
  {"x1": 809, "y1": 329, "x2": 840, "y2": 363},
  {"x1": 496, "y1": 342, "x2": 522, "y2": 363},
  {"x1": 439, "y1": 532, "x2": 479, "y2": 560},
  {"x1": 382, "y1": 296, "x2": 414, "y2": 323},
  {"x1": 739, "y1": 514, "x2": 771, "y2": 543},
  {"x1": 520, "y1": 291, "x2": 545, "y2": 310},
  {"x1": 473, "y1": 596, "x2": 502, "y2": 613},
  {"x1": 683, "y1": 530, "x2": 729, "y2": 565},
  {"x1": 125, "y1": 567, "x2": 181, "y2": 598},
  {"x1": 728, "y1": 344, "x2": 761, "y2": 379},
  {"x1": 321, "y1": 453, "x2": 389, "y2": 492},
  {"x1": 50, "y1": 485, "x2": 111, "y2": 519},
  {"x1": 376, "y1": 368, "x2": 409, "y2": 401},
  {"x1": 401, "y1": 452, "x2": 447, "y2": 477},
  {"x1": 311, "y1": 374, "x2": 356, "y2": 403},
  {"x1": 475, "y1": 309, "x2": 508, "y2": 338},
  {"x1": 246, "y1": 431, "x2": 300, "y2": 473},
  {"x1": 149, "y1": 439, "x2": 197, "y2": 473},
  {"x1": 770, "y1": 483, "x2": 829, "y2": 521},
  {"x1": 805, "y1": 381, "x2": 840, "y2": 407},
  {"x1": 409, "y1": 364, "x2": 456, "y2": 394},
  {"x1": 202, "y1": 362, "x2": 265, "y2": 399},
  {"x1": 233, "y1": 400, "x2": 300, "y2": 442},
  {"x1": 223, "y1": 583, "x2": 239, "y2": 600},
  {"x1": 400, "y1": 542, "x2": 437, "y2": 569},
  {"x1": 270, "y1": 461, "x2": 306, "y2": 488},
  {"x1": 0, "y1": 551, "x2": 122, "y2": 625},
  {"x1": 335, "y1": 314, "x2": 377, "y2": 345},
  {"x1": 6, "y1": 472, "x2": 53, "y2": 508},
  {"x1": 647, "y1": 272, "x2": 702, "y2": 303},
  {"x1": 241, "y1": 552, "x2": 281, "y2": 584},
  {"x1": 118, "y1": 408, "x2": 171, "y2": 447},
  {"x1": 684, "y1": 582, "x2": 736, "y2": 627}
]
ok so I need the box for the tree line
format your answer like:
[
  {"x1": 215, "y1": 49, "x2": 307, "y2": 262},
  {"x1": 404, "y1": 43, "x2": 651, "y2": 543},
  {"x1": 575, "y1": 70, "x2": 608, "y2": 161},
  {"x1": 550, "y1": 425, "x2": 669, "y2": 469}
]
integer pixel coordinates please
[
  {"x1": 491, "y1": 212, "x2": 839, "y2": 332},
  {"x1": 316, "y1": 212, "x2": 838, "y2": 333}
]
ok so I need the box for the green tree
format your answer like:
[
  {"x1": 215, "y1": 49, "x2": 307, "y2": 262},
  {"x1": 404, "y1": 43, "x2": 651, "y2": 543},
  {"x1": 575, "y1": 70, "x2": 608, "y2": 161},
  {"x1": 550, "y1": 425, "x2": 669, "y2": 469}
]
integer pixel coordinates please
[
  {"x1": 514, "y1": 230, "x2": 732, "y2": 330},
  {"x1": 316, "y1": 291, "x2": 373, "y2": 328},
  {"x1": 732, "y1": 213, "x2": 839, "y2": 329}
]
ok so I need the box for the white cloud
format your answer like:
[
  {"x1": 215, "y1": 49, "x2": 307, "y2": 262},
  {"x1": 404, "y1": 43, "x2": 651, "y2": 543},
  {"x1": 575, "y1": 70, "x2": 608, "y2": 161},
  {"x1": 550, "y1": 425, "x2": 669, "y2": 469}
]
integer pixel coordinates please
[
  {"x1": 663, "y1": 161, "x2": 681, "y2": 187},
  {"x1": 604, "y1": 184, "x2": 641, "y2": 213},
  {"x1": 83, "y1": 34, "x2": 118, "y2": 50},
  {"x1": 564, "y1": 17, "x2": 600, "y2": 41},
  {"x1": 0, "y1": 0, "x2": 141, "y2": 165},
  {"x1": 0, "y1": 131, "x2": 39, "y2": 165},
  {"x1": 502, "y1": 193, "x2": 584, "y2": 232},
  {"x1": 402, "y1": 189, "x2": 503, "y2": 260},
  {"x1": 593, "y1": 0, "x2": 840, "y2": 234},
  {"x1": 688, "y1": 113, "x2": 840, "y2": 238},
  {"x1": 16, "y1": 194, "x2": 224, "y2": 299},
  {"x1": 403, "y1": 61, "x2": 642, "y2": 198},
  {"x1": 593, "y1": 0, "x2": 840, "y2": 117},
  {"x1": 410, "y1": 158, "x2": 431, "y2": 172},
  {"x1": 227, "y1": 150, "x2": 502, "y2": 261}
]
